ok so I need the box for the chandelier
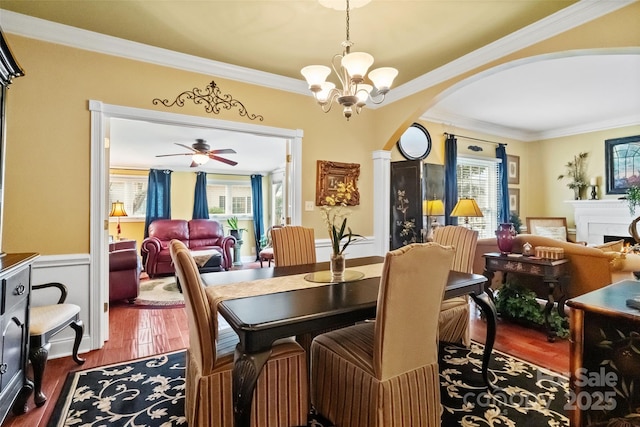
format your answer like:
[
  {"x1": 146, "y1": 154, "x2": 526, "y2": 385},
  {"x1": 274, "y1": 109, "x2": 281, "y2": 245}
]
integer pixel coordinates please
[{"x1": 301, "y1": 0, "x2": 398, "y2": 120}]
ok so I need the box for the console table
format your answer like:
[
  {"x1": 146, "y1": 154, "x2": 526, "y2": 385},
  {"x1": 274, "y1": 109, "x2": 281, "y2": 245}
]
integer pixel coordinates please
[
  {"x1": 567, "y1": 280, "x2": 640, "y2": 427},
  {"x1": 0, "y1": 253, "x2": 38, "y2": 423},
  {"x1": 483, "y1": 252, "x2": 570, "y2": 341}
]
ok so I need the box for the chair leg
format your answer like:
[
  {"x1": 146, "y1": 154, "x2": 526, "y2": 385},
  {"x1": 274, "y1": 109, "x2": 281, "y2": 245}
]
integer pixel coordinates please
[
  {"x1": 260, "y1": 258, "x2": 263, "y2": 267},
  {"x1": 70, "y1": 320, "x2": 86, "y2": 365},
  {"x1": 29, "y1": 343, "x2": 50, "y2": 407}
]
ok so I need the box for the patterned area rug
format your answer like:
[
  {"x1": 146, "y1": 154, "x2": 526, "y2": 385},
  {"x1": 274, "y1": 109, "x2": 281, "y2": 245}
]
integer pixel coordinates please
[
  {"x1": 134, "y1": 277, "x2": 184, "y2": 307},
  {"x1": 48, "y1": 343, "x2": 569, "y2": 426}
]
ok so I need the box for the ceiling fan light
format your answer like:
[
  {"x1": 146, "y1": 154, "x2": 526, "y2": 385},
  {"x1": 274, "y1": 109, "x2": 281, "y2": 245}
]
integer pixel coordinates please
[
  {"x1": 192, "y1": 153, "x2": 209, "y2": 165},
  {"x1": 301, "y1": 65, "x2": 331, "y2": 90},
  {"x1": 342, "y1": 52, "x2": 374, "y2": 82},
  {"x1": 368, "y1": 67, "x2": 398, "y2": 93}
]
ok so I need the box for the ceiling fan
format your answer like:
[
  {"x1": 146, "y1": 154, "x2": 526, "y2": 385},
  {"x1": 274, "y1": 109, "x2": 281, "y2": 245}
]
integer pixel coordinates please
[{"x1": 156, "y1": 138, "x2": 238, "y2": 167}]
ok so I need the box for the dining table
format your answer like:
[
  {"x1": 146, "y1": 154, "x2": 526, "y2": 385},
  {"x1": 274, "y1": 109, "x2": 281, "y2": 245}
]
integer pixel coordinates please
[{"x1": 200, "y1": 255, "x2": 495, "y2": 427}]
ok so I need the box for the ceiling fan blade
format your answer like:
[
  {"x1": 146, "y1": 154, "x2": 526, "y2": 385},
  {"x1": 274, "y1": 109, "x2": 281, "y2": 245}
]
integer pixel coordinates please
[
  {"x1": 210, "y1": 155, "x2": 238, "y2": 166},
  {"x1": 175, "y1": 143, "x2": 199, "y2": 152},
  {"x1": 155, "y1": 153, "x2": 192, "y2": 157},
  {"x1": 208, "y1": 148, "x2": 236, "y2": 155}
]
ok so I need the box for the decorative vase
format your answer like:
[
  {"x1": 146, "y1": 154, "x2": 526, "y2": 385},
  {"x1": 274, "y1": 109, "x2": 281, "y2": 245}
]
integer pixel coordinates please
[
  {"x1": 330, "y1": 253, "x2": 346, "y2": 281},
  {"x1": 573, "y1": 187, "x2": 581, "y2": 200},
  {"x1": 496, "y1": 223, "x2": 516, "y2": 254}
]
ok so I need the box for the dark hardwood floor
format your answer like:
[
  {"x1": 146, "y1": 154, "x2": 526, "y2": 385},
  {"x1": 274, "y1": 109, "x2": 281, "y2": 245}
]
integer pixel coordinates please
[{"x1": 3, "y1": 294, "x2": 569, "y2": 427}]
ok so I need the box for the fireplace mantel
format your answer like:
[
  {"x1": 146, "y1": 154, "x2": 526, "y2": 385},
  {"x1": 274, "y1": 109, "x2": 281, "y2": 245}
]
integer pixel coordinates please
[{"x1": 565, "y1": 199, "x2": 634, "y2": 245}]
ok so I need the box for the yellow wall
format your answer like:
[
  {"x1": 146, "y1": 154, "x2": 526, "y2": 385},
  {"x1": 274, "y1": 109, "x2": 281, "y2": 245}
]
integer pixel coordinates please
[{"x1": 2, "y1": 1, "x2": 639, "y2": 255}]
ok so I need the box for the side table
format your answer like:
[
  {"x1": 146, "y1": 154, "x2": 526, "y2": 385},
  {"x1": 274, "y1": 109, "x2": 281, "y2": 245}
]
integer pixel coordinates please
[
  {"x1": 567, "y1": 280, "x2": 640, "y2": 427},
  {"x1": 483, "y1": 252, "x2": 570, "y2": 341}
]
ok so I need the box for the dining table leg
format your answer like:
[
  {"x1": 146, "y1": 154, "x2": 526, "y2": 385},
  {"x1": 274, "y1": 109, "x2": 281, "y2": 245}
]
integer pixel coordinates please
[
  {"x1": 232, "y1": 346, "x2": 271, "y2": 427},
  {"x1": 470, "y1": 291, "x2": 497, "y2": 390}
]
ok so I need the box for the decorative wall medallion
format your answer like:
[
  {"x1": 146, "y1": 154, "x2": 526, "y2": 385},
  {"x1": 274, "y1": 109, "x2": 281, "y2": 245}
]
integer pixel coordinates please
[{"x1": 152, "y1": 80, "x2": 264, "y2": 121}]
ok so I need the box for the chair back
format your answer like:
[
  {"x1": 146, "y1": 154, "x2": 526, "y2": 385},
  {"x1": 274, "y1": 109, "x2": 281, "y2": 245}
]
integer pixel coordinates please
[
  {"x1": 271, "y1": 226, "x2": 316, "y2": 266},
  {"x1": 373, "y1": 242, "x2": 454, "y2": 381},
  {"x1": 170, "y1": 239, "x2": 218, "y2": 374},
  {"x1": 526, "y1": 217, "x2": 570, "y2": 241},
  {"x1": 433, "y1": 225, "x2": 478, "y2": 273}
]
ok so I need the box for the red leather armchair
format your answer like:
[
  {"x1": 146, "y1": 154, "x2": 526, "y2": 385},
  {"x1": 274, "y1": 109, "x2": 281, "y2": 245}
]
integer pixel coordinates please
[
  {"x1": 109, "y1": 240, "x2": 140, "y2": 303},
  {"x1": 141, "y1": 219, "x2": 235, "y2": 277}
]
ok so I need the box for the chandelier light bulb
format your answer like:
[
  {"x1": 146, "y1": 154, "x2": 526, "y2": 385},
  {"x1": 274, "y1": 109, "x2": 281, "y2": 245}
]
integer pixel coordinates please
[
  {"x1": 301, "y1": 65, "x2": 331, "y2": 91},
  {"x1": 317, "y1": 82, "x2": 336, "y2": 104},
  {"x1": 192, "y1": 153, "x2": 209, "y2": 165},
  {"x1": 341, "y1": 52, "x2": 374, "y2": 82},
  {"x1": 368, "y1": 67, "x2": 398, "y2": 93},
  {"x1": 355, "y1": 83, "x2": 372, "y2": 106}
]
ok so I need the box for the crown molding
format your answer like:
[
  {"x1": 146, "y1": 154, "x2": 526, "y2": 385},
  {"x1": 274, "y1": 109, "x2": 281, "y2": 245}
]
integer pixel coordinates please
[
  {"x1": 0, "y1": 9, "x2": 309, "y2": 96},
  {"x1": 537, "y1": 114, "x2": 640, "y2": 141},
  {"x1": 388, "y1": 0, "x2": 636, "y2": 104},
  {"x1": 421, "y1": 110, "x2": 534, "y2": 142},
  {"x1": 0, "y1": 0, "x2": 635, "y2": 131}
]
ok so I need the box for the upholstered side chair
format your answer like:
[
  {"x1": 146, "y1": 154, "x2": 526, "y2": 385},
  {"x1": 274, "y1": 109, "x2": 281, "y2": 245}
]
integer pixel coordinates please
[
  {"x1": 271, "y1": 225, "x2": 316, "y2": 267},
  {"x1": 311, "y1": 242, "x2": 454, "y2": 427},
  {"x1": 433, "y1": 225, "x2": 479, "y2": 346},
  {"x1": 258, "y1": 225, "x2": 283, "y2": 267},
  {"x1": 169, "y1": 239, "x2": 309, "y2": 427},
  {"x1": 29, "y1": 282, "x2": 85, "y2": 406}
]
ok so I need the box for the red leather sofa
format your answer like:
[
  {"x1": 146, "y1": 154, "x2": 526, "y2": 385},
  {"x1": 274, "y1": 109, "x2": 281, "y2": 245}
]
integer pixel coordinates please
[
  {"x1": 109, "y1": 240, "x2": 141, "y2": 303},
  {"x1": 141, "y1": 219, "x2": 235, "y2": 277}
]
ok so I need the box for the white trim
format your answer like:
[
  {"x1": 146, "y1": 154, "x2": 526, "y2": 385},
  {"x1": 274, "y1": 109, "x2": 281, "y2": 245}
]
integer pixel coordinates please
[
  {"x1": 89, "y1": 100, "x2": 303, "y2": 349},
  {"x1": 372, "y1": 150, "x2": 391, "y2": 256},
  {"x1": 0, "y1": 1, "x2": 632, "y2": 110}
]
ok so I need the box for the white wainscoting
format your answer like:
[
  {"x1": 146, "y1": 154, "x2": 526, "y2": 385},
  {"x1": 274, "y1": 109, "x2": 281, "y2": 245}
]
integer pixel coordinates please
[
  {"x1": 314, "y1": 235, "x2": 379, "y2": 262},
  {"x1": 31, "y1": 254, "x2": 93, "y2": 360}
]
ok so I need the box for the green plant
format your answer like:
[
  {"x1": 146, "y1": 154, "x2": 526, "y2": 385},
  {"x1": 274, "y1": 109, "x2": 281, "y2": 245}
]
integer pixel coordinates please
[
  {"x1": 226, "y1": 216, "x2": 246, "y2": 231},
  {"x1": 495, "y1": 280, "x2": 569, "y2": 339},
  {"x1": 626, "y1": 185, "x2": 640, "y2": 215},
  {"x1": 320, "y1": 181, "x2": 363, "y2": 255},
  {"x1": 557, "y1": 152, "x2": 589, "y2": 190},
  {"x1": 509, "y1": 212, "x2": 522, "y2": 234}
]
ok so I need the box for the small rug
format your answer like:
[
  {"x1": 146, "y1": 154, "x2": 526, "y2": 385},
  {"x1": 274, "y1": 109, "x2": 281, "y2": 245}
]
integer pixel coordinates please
[
  {"x1": 134, "y1": 277, "x2": 184, "y2": 308},
  {"x1": 48, "y1": 343, "x2": 570, "y2": 426}
]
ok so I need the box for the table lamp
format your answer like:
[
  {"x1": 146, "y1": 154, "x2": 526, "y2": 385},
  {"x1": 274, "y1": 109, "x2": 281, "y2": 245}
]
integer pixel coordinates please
[
  {"x1": 109, "y1": 200, "x2": 128, "y2": 240},
  {"x1": 450, "y1": 197, "x2": 483, "y2": 227},
  {"x1": 423, "y1": 198, "x2": 445, "y2": 241}
]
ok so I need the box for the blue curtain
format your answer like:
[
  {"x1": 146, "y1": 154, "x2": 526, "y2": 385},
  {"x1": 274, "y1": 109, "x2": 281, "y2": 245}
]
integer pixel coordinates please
[
  {"x1": 192, "y1": 171, "x2": 209, "y2": 219},
  {"x1": 144, "y1": 169, "x2": 172, "y2": 238},
  {"x1": 496, "y1": 144, "x2": 510, "y2": 223},
  {"x1": 251, "y1": 174, "x2": 264, "y2": 260},
  {"x1": 444, "y1": 134, "x2": 458, "y2": 225}
]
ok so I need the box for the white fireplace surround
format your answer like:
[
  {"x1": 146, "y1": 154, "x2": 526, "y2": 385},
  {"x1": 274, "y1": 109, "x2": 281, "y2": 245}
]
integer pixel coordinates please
[{"x1": 566, "y1": 200, "x2": 635, "y2": 245}]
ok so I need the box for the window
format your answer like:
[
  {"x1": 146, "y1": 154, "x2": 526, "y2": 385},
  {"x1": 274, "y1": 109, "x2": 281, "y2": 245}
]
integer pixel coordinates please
[
  {"x1": 457, "y1": 157, "x2": 499, "y2": 239},
  {"x1": 109, "y1": 175, "x2": 148, "y2": 218},
  {"x1": 206, "y1": 179, "x2": 252, "y2": 217}
]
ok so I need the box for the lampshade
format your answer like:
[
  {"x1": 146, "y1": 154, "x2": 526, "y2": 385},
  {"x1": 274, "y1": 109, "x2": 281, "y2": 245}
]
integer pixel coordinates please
[
  {"x1": 426, "y1": 199, "x2": 445, "y2": 216},
  {"x1": 109, "y1": 201, "x2": 128, "y2": 217},
  {"x1": 192, "y1": 153, "x2": 209, "y2": 165},
  {"x1": 450, "y1": 198, "x2": 483, "y2": 218}
]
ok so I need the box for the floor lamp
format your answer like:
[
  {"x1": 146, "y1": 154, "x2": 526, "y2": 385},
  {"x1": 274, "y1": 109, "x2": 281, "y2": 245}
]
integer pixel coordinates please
[
  {"x1": 450, "y1": 197, "x2": 483, "y2": 228},
  {"x1": 109, "y1": 200, "x2": 128, "y2": 241}
]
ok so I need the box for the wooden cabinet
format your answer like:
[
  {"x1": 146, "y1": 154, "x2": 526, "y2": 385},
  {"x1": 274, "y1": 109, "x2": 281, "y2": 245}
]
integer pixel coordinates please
[
  {"x1": 567, "y1": 280, "x2": 640, "y2": 427},
  {"x1": 0, "y1": 253, "x2": 38, "y2": 423}
]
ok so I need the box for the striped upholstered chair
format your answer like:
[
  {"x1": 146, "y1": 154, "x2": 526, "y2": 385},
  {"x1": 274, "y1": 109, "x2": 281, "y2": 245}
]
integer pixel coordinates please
[
  {"x1": 433, "y1": 225, "x2": 479, "y2": 346},
  {"x1": 311, "y1": 243, "x2": 454, "y2": 427},
  {"x1": 169, "y1": 240, "x2": 309, "y2": 427},
  {"x1": 271, "y1": 225, "x2": 316, "y2": 267}
]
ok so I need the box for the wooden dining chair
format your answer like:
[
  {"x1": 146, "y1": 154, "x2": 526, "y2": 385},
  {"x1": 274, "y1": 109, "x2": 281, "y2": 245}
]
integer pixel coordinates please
[
  {"x1": 271, "y1": 225, "x2": 316, "y2": 267},
  {"x1": 169, "y1": 239, "x2": 309, "y2": 427},
  {"x1": 311, "y1": 243, "x2": 454, "y2": 427},
  {"x1": 433, "y1": 225, "x2": 478, "y2": 346}
]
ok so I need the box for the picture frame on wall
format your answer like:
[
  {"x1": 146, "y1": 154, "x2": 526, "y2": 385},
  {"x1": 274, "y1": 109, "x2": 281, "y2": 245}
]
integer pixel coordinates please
[
  {"x1": 509, "y1": 188, "x2": 520, "y2": 215},
  {"x1": 507, "y1": 155, "x2": 520, "y2": 185},
  {"x1": 316, "y1": 160, "x2": 360, "y2": 206},
  {"x1": 605, "y1": 134, "x2": 640, "y2": 194}
]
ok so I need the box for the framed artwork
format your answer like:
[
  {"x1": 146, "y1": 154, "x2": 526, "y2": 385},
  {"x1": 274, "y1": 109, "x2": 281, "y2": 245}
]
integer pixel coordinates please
[
  {"x1": 509, "y1": 188, "x2": 520, "y2": 215},
  {"x1": 605, "y1": 135, "x2": 640, "y2": 194},
  {"x1": 316, "y1": 160, "x2": 360, "y2": 206},
  {"x1": 507, "y1": 155, "x2": 520, "y2": 184}
]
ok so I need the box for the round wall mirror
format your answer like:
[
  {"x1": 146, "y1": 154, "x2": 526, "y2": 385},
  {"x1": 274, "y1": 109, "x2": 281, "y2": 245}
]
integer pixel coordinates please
[{"x1": 397, "y1": 123, "x2": 431, "y2": 161}]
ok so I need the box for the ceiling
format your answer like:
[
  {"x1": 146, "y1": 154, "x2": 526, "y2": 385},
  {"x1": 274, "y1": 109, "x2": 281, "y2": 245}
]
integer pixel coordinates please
[{"x1": 1, "y1": 0, "x2": 638, "y2": 171}]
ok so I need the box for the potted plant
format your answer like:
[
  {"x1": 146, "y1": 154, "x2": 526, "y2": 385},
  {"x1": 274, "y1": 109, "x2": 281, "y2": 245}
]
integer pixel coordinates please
[
  {"x1": 557, "y1": 152, "x2": 589, "y2": 199},
  {"x1": 226, "y1": 216, "x2": 246, "y2": 240}
]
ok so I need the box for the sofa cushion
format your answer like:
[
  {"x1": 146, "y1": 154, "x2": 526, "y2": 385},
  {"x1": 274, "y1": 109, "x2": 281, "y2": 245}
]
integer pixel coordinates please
[{"x1": 148, "y1": 219, "x2": 189, "y2": 243}]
